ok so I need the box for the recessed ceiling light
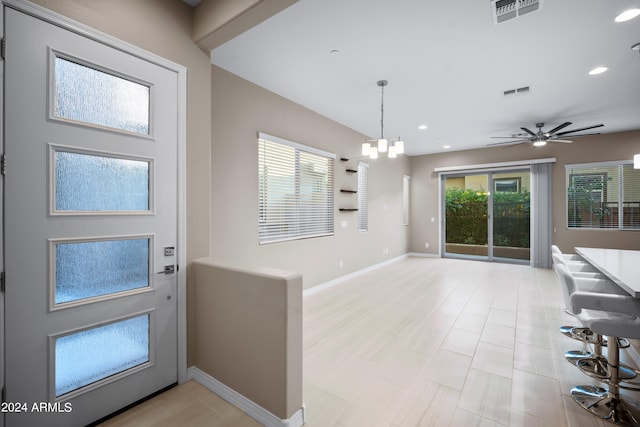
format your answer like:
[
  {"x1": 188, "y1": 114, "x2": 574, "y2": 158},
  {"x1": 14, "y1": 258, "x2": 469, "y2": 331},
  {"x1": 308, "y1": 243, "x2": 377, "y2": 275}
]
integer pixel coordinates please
[
  {"x1": 588, "y1": 66, "x2": 609, "y2": 75},
  {"x1": 443, "y1": 145, "x2": 450, "y2": 149},
  {"x1": 615, "y1": 8, "x2": 640, "y2": 22},
  {"x1": 418, "y1": 124, "x2": 428, "y2": 130}
]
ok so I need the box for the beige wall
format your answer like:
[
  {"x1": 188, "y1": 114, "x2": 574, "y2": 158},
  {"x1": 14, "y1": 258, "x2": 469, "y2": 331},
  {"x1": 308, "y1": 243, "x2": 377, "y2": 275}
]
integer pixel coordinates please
[
  {"x1": 211, "y1": 66, "x2": 410, "y2": 289},
  {"x1": 33, "y1": 0, "x2": 212, "y2": 367},
  {"x1": 410, "y1": 130, "x2": 640, "y2": 255}
]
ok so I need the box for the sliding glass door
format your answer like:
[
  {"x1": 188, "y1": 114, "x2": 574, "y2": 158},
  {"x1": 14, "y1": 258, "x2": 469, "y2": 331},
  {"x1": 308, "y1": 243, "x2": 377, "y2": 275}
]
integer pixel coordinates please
[
  {"x1": 443, "y1": 170, "x2": 530, "y2": 263},
  {"x1": 492, "y1": 172, "x2": 530, "y2": 263},
  {"x1": 444, "y1": 174, "x2": 490, "y2": 259}
]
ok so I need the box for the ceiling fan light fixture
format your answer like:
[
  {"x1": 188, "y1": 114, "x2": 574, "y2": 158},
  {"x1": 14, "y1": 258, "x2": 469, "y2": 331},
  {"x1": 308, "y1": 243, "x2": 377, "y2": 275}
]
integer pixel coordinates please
[
  {"x1": 588, "y1": 66, "x2": 609, "y2": 75},
  {"x1": 615, "y1": 8, "x2": 640, "y2": 23},
  {"x1": 533, "y1": 139, "x2": 547, "y2": 147}
]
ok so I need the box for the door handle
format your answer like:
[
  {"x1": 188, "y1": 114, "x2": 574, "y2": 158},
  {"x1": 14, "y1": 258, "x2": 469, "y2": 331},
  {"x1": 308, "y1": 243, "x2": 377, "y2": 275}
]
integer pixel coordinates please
[{"x1": 157, "y1": 265, "x2": 175, "y2": 274}]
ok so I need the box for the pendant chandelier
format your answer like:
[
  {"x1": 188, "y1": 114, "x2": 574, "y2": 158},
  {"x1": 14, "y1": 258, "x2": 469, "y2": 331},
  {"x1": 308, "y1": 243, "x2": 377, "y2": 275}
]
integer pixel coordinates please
[{"x1": 362, "y1": 80, "x2": 404, "y2": 159}]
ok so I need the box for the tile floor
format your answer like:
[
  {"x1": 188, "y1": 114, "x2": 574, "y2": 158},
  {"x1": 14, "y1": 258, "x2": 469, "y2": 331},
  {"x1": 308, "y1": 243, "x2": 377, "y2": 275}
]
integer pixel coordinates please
[{"x1": 103, "y1": 256, "x2": 640, "y2": 426}]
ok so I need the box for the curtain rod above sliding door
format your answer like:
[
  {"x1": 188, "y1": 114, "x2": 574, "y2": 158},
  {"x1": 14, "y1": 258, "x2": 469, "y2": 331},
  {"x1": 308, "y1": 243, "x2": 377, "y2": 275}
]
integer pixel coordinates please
[{"x1": 434, "y1": 157, "x2": 556, "y2": 173}]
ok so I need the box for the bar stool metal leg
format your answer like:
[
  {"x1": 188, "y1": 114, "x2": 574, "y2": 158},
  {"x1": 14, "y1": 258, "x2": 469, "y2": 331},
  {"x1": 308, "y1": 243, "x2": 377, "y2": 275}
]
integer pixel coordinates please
[
  {"x1": 571, "y1": 336, "x2": 640, "y2": 426},
  {"x1": 567, "y1": 335, "x2": 637, "y2": 381}
]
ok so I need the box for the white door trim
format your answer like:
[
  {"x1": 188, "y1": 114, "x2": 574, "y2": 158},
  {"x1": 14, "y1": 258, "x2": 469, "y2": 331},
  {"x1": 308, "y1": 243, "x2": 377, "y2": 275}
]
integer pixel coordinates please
[{"x1": 1, "y1": 0, "x2": 188, "y2": 390}]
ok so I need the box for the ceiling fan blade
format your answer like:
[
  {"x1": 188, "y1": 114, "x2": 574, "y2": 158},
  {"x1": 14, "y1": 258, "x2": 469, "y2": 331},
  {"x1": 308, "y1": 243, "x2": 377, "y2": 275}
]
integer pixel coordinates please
[
  {"x1": 491, "y1": 136, "x2": 526, "y2": 139},
  {"x1": 547, "y1": 139, "x2": 573, "y2": 143},
  {"x1": 520, "y1": 127, "x2": 537, "y2": 137},
  {"x1": 563, "y1": 132, "x2": 601, "y2": 138},
  {"x1": 546, "y1": 121, "x2": 572, "y2": 135},
  {"x1": 487, "y1": 139, "x2": 528, "y2": 147},
  {"x1": 556, "y1": 124, "x2": 604, "y2": 136}
]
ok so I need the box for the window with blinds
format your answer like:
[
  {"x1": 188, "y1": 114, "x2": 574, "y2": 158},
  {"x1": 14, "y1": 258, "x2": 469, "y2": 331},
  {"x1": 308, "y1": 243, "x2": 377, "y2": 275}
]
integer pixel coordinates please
[
  {"x1": 403, "y1": 175, "x2": 410, "y2": 226},
  {"x1": 566, "y1": 160, "x2": 640, "y2": 230},
  {"x1": 357, "y1": 162, "x2": 369, "y2": 232},
  {"x1": 258, "y1": 133, "x2": 335, "y2": 244}
]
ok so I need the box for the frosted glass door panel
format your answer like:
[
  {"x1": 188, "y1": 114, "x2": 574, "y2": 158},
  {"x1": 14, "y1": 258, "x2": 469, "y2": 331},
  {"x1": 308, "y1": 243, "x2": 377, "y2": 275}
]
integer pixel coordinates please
[
  {"x1": 53, "y1": 56, "x2": 150, "y2": 134},
  {"x1": 55, "y1": 314, "x2": 150, "y2": 397},
  {"x1": 54, "y1": 238, "x2": 150, "y2": 305},
  {"x1": 54, "y1": 150, "x2": 150, "y2": 212}
]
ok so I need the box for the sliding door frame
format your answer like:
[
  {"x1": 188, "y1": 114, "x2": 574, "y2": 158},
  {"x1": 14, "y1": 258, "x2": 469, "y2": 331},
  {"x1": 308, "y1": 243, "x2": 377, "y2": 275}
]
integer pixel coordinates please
[{"x1": 436, "y1": 158, "x2": 555, "y2": 267}]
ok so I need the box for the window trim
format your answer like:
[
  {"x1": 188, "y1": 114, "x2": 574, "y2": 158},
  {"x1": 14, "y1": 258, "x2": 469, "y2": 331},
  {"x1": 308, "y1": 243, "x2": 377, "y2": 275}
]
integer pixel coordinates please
[
  {"x1": 565, "y1": 159, "x2": 639, "y2": 230},
  {"x1": 358, "y1": 162, "x2": 369, "y2": 232},
  {"x1": 48, "y1": 48, "x2": 155, "y2": 139},
  {"x1": 403, "y1": 175, "x2": 410, "y2": 226},
  {"x1": 258, "y1": 132, "x2": 335, "y2": 244}
]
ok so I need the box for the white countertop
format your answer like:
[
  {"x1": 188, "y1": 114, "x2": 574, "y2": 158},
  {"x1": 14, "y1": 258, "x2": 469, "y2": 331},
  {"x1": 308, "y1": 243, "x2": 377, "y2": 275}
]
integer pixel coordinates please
[{"x1": 575, "y1": 247, "x2": 640, "y2": 298}]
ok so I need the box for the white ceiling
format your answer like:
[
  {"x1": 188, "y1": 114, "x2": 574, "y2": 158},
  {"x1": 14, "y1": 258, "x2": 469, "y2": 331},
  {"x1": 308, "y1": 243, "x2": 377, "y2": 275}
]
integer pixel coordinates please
[{"x1": 210, "y1": 0, "x2": 640, "y2": 156}]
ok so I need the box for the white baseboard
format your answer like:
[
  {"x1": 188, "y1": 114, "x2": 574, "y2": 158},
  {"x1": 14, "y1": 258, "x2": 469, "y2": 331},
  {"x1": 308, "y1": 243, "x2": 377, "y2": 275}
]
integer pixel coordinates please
[
  {"x1": 187, "y1": 366, "x2": 305, "y2": 427},
  {"x1": 407, "y1": 252, "x2": 440, "y2": 258},
  {"x1": 303, "y1": 254, "x2": 409, "y2": 297}
]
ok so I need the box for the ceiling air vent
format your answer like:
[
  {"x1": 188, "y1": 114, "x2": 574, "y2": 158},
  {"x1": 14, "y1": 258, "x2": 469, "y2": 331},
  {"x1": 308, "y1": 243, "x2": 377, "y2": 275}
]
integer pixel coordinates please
[
  {"x1": 503, "y1": 86, "x2": 531, "y2": 97},
  {"x1": 491, "y1": 0, "x2": 542, "y2": 25}
]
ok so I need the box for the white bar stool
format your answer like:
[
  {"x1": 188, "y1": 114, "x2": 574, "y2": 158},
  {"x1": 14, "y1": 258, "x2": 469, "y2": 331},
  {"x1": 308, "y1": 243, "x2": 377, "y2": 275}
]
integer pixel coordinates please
[
  {"x1": 569, "y1": 288, "x2": 640, "y2": 426},
  {"x1": 553, "y1": 254, "x2": 625, "y2": 344},
  {"x1": 552, "y1": 245, "x2": 605, "y2": 278},
  {"x1": 554, "y1": 262, "x2": 634, "y2": 379}
]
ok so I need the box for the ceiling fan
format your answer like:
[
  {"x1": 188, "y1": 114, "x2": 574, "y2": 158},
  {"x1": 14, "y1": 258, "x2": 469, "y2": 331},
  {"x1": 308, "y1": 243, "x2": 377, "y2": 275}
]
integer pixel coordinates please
[{"x1": 488, "y1": 122, "x2": 604, "y2": 147}]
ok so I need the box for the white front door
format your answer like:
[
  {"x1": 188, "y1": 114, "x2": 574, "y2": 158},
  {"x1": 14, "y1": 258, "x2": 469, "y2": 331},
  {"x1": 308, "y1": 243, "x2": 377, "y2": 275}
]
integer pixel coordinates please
[{"x1": 4, "y1": 6, "x2": 180, "y2": 426}]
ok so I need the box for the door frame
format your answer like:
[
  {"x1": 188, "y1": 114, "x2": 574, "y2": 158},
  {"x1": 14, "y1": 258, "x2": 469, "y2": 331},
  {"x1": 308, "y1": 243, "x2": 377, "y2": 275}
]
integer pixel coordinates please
[
  {"x1": 0, "y1": 0, "x2": 188, "y2": 417},
  {"x1": 437, "y1": 161, "x2": 545, "y2": 265},
  {"x1": 439, "y1": 170, "x2": 530, "y2": 263}
]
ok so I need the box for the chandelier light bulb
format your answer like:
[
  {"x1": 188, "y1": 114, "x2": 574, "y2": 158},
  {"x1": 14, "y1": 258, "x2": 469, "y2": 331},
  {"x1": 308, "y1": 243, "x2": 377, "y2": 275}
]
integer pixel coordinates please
[
  {"x1": 369, "y1": 146, "x2": 378, "y2": 159},
  {"x1": 388, "y1": 144, "x2": 397, "y2": 158},
  {"x1": 361, "y1": 141, "x2": 371, "y2": 156}
]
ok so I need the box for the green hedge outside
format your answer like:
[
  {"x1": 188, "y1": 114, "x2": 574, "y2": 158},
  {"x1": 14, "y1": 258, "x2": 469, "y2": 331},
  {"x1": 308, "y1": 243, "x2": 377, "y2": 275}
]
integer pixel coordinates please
[{"x1": 445, "y1": 188, "x2": 530, "y2": 248}]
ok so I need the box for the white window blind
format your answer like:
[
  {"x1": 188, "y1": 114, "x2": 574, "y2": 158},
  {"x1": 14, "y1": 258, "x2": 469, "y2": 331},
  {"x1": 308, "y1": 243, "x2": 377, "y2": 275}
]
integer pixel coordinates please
[
  {"x1": 403, "y1": 175, "x2": 410, "y2": 226},
  {"x1": 357, "y1": 162, "x2": 369, "y2": 232},
  {"x1": 258, "y1": 133, "x2": 335, "y2": 244},
  {"x1": 566, "y1": 160, "x2": 640, "y2": 230}
]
